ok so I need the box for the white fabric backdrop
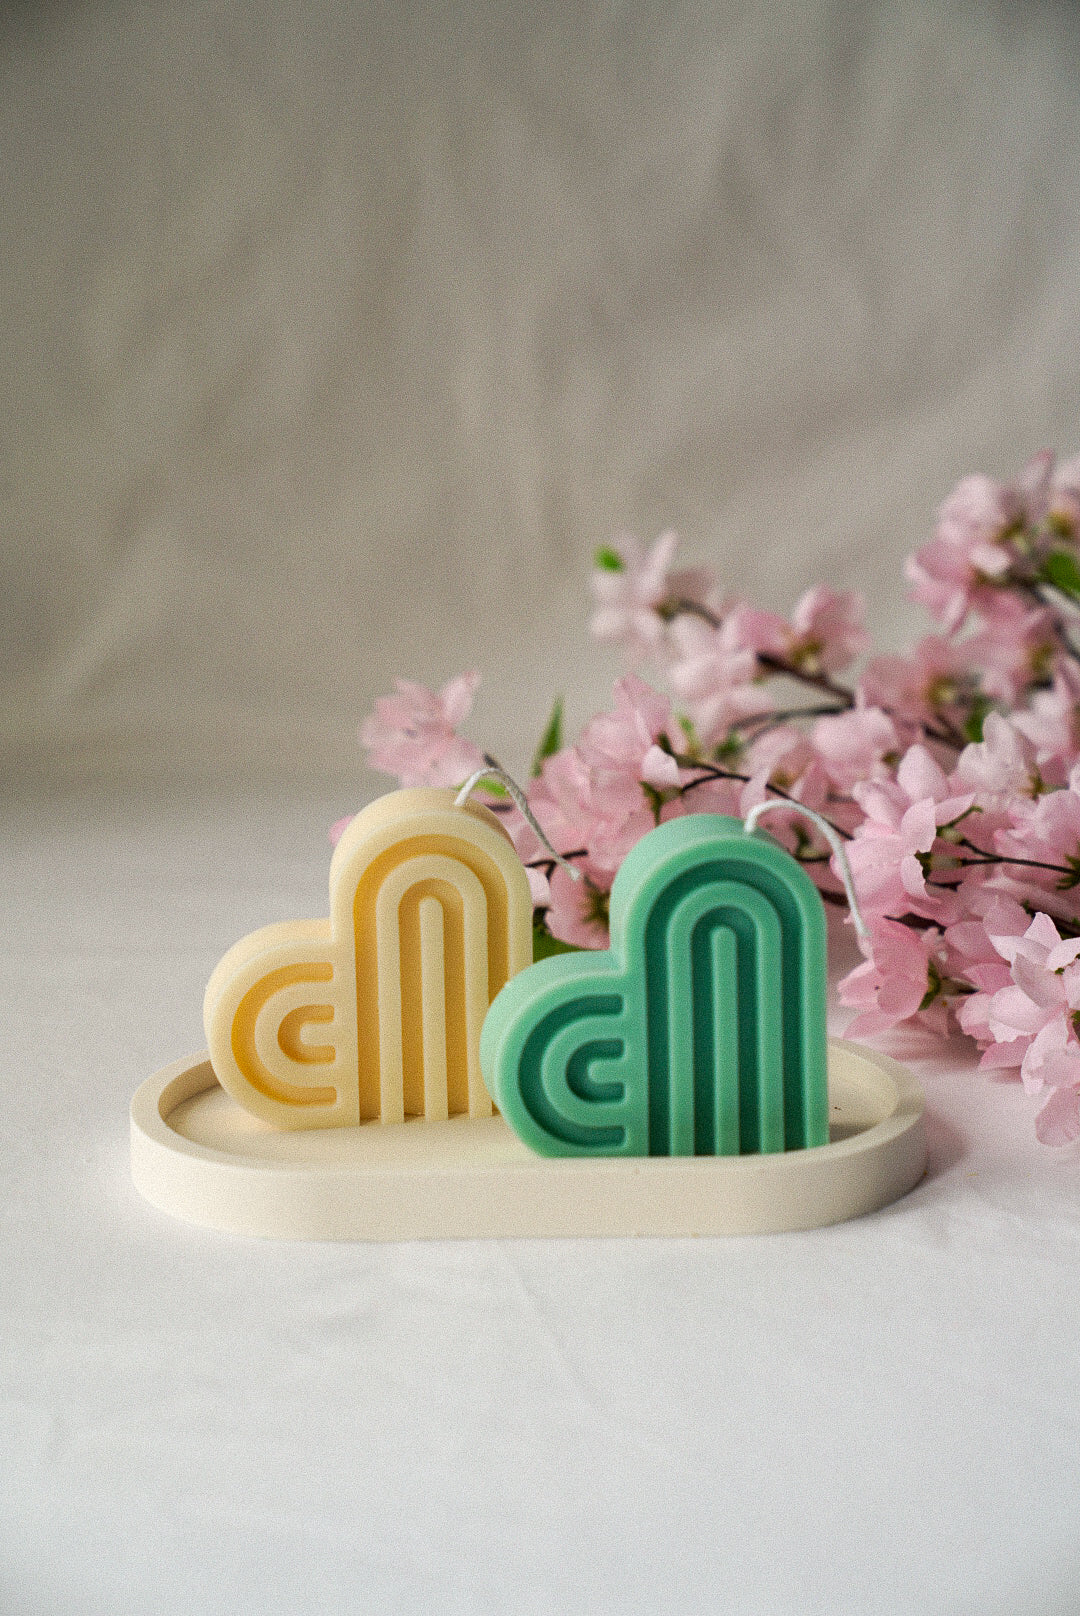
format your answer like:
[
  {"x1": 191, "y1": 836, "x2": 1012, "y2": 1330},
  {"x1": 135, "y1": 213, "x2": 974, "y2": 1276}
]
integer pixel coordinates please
[
  {"x1": 5, "y1": 5, "x2": 1080, "y2": 1613},
  {"x1": 3, "y1": 0, "x2": 1080, "y2": 786}
]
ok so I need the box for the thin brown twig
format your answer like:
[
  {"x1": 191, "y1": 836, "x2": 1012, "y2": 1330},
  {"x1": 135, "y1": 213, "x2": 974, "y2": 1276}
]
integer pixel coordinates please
[
  {"x1": 669, "y1": 754, "x2": 853, "y2": 842},
  {"x1": 756, "y1": 652, "x2": 856, "y2": 707}
]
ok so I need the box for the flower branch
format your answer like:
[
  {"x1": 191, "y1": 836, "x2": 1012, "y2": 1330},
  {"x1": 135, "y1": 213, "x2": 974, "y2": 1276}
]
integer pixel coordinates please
[{"x1": 352, "y1": 448, "x2": 1080, "y2": 1146}]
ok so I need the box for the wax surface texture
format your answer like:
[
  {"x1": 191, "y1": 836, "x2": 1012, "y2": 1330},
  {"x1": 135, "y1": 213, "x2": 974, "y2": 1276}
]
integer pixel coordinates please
[
  {"x1": 480, "y1": 814, "x2": 829, "y2": 1157},
  {"x1": 204, "y1": 788, "x2": 534, "y2": 1130}
]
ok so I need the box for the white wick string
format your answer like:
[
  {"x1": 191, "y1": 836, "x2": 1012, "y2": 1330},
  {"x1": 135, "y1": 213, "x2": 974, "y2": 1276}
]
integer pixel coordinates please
[
  {"x1": 455, "y1": 756, "x2": 582, "y2": 882},
  {"x1": 743, "y1": 799, "x2": 869, "y2": 939},
  {"x1": 456, "y1": 763, "x2": 864, "y2": 923}
]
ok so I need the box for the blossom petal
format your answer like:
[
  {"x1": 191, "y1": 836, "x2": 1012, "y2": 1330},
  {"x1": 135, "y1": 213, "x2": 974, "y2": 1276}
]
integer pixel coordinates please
[
  {"x1": 1036, "y1": 1084, "x2": 1080, "y2": 1146},
  {"x1": 1012, "y1": 952, "x2": 1067, "y2": 1009},
  {"x1": 640, "y1": 744, "x2": 680, "y2": 790},
  {"x1": 1047, "y1": 937, "x2": 1080, "y2": 972},
  {"x1": 987, "y1": 985, "x2": 1053, "y2": 1039},
  {"x1": 439, "y1": 671, "x2": 481, "y2": 728},
  {"x1": 900, "y1": 797, "x2": 938, "y2": 855}
]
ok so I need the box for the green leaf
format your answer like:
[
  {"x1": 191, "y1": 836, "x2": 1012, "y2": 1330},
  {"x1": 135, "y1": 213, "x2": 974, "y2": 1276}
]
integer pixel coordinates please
[
  {"x1": 1057, "y1": 855, "x2": 1080, "y2": 892},
  {"x1": 469, "y1": 775, "x2": 508, "y2": 798},
  {"x1": 594, "y1": 545, "x2": 626, "y2": 573},
  {"x1": 918, "y1": 960, "x2": 943, "y2": 1012},
  {"x1": 531, "y1": 696, "x2": 564, "y2": 777},
  {"x1": 1042, "y1": 549, "x2": 1080, "y2": 600},
  {"x1": 962, "y1": 694, "x2": 992, "y2": 744},
  {"x1": 713, "y1": 731, "x2": 743, "y2": 764},
  {"x1": 532, "y1": 922, "x2": 584, "y2": 961}
]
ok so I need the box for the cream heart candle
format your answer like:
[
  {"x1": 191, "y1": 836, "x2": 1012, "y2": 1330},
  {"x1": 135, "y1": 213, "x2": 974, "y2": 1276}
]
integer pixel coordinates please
[
  {"x1": 480, "y1": 813, "x2": 830, "y2": 1157},
  {"x1": 204, "y1": 787, "x2": 534, "y2": 1130}
]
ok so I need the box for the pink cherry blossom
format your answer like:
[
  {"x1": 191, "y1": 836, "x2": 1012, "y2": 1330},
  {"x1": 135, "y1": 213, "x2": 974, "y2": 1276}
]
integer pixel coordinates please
[
  {"x1": 954, "y1": 712, "x2": 1039, "y2": 799},
  {"x1": 667, "y1": 614, "x2": 773, "y2": 746},
  {"x1": 734, "y1": 729, "x2": 835, "y2": 874},
  {"x1": 578, "y1": 675, "x2": 678, "y2": 791},
  {"x1": 938, "y1": 473, "x2": 1022, "y2": 552},
  {"x1": 674, "y1": 769, "x2": 745, "y2": 821},
  {"x1": 966, "y1": 931, "x2": 1080, "y2": 1150},
  {"x1": 811, "y1": 706, "x2": 898, "y2": 793},
  {"x1": 577, "y1": 675, "x2": 682, "y2": 870},
  {"x1": 858, "y1": 635, "x2": 973, "y2": 728},
  {"x1": 523, "y1": 865, "x2": 551, "y2": 908},
  {"x1": 1011, "y1": 667, "x2": 1080, "y2": 782},
  {"x1": 947, "y1": 893, "x2": 1031, "y2": 1046},
  {"x1": 544, "y1": 859, "x2": 612, "y2": 949},
  {"x1": 843, "y1": 745, "x2": 975, "y2": 920},
  {"x1": 722, "y1": 604, "x2": 791, "y2": 660},
  {"x1": 785, "y1": 587, "x2": 869, "y2": 675},
  {"x1": 967, "y1": 600, "x2": 1059, "y2": 704},
  {"x1": 743, "y1": 724, "x2": 829, "y2": 810},
  {"x1": 589, "y1": 531, "x2": 712, "y2": 662},
  {"x1": 977, "y1": 912, "x2": 1080, "y2": 1092},
  {"x1": 529, "y1": 678, "x2": 684, "y2": 880},
  {"x1": 990, "y1": 766, "x2": 1080, "y2": 918},
  {"x1": 354, "y1": 443, "x2": 1080, "y2": 1147},
  {"x1": 526, "y1": 746, "x2": 601, "y2": 859},
  {"x1": 838, "y1": 919, "x2": 942, "y2": 1038},
  {"x1": 906, "y1": 474, "x2": 1018, "y2": 630},
  {"x1": 359, "y1": 672, "x2": 484, "y2": 788}
]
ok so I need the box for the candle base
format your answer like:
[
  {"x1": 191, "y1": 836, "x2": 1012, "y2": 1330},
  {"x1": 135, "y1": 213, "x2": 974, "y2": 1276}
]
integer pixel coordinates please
[{"x1": 130, "y1": 1040, "x2": 925, "y2": 1240}]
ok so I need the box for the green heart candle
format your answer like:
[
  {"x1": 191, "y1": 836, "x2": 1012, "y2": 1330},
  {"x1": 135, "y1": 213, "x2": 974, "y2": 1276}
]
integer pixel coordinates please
[{"x1": 480, "y1": 813, "x2": 829, "y2": 1157}]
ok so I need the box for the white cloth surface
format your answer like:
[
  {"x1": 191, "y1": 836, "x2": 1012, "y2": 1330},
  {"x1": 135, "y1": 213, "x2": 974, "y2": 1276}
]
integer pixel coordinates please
[
  {"x1": 2, "y1": 787, "x2": 1079, "y2": 1615},
  {"x1": 3, "y1": 0, "x2": 1080, "y2": 784}
]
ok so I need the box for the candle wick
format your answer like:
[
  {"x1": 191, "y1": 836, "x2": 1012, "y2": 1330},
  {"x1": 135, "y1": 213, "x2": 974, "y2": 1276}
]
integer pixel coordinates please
[
  {"x1": 455, "y1": 756, "x2": 583, "y2": 883},
  {"x1": 743, "y1": 800, "x2": 869, "y2": 940}
]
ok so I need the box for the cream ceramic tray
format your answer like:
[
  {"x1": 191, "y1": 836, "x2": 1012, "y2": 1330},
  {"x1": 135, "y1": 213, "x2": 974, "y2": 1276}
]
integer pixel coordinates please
[{"x1": 130, "y1": 1038, "x2": 925, "y2": 1240}]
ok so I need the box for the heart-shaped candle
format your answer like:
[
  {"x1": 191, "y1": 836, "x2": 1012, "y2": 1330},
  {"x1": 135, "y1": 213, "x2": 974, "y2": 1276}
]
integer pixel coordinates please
[
  {"x1": 480, "y1": 813, "x2": 829, "y2": 1157},
  {"x1": 204, "y1": 788, "x2": 534, "y2": 1130}
]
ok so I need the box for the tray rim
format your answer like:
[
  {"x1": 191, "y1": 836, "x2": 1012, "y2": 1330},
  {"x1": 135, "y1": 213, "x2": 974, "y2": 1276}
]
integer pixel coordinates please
[{"x1": 130, "y1": 1038, "x2": 927, "y2": 1239}]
